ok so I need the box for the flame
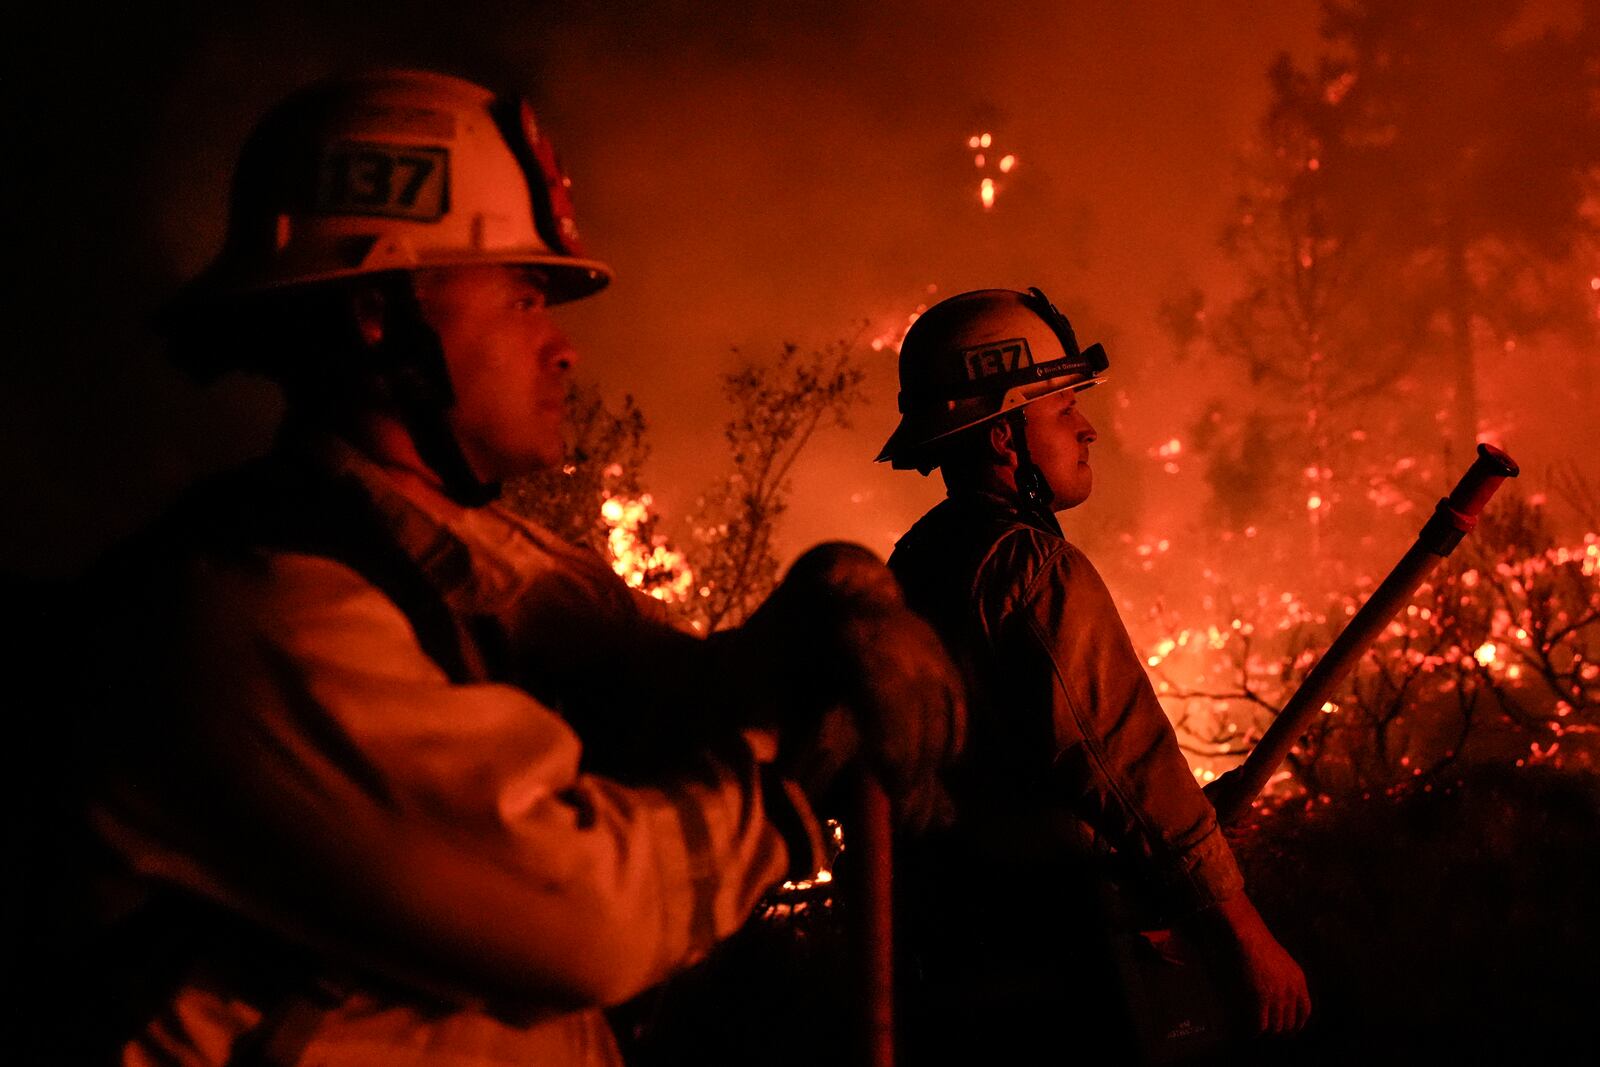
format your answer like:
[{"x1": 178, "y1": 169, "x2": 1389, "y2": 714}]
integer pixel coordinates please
[{"x1": 599, "y1": 491, "x2": 695, "y2": 602}]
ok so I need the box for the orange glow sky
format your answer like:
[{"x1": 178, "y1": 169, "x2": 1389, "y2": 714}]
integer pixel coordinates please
[{"x1": 6, "y1": 1, "x2": 1592, "y2": 576}]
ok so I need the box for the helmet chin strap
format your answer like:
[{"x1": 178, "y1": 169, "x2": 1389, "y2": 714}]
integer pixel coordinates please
[
  {"x1": 1007, "y1": 409, "x2": 1063, "y2": 537},
  {"x1": 370, "y1": 275, "x2": 501, "y2": 508}
]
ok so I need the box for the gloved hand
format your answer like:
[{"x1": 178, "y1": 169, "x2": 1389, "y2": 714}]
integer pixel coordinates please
[
  {"x1": 739, "y1": 542, "x2": 966, "y2": 832},
  {"x1": 1202, "y1": 766, "x2": 1252, "y2": 819}
]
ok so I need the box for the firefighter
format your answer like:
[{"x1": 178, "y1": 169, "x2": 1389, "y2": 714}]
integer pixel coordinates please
[
  {"x1": 70, "y1": 70, "x2": 962, "y2": 1065},
  {"x1": 878, "y1": 288, "x2": 1310, "y2": 1059}
]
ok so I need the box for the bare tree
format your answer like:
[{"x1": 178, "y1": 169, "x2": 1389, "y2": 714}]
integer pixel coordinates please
[
  {"x1": 682, "y1": 340, "x2": 867, "y2": 632},
  {"x1": 1147, "y1": 484, "x2": 1600, "y2": 802},
  {"x1": 503, "y1": 344, "x2": 869, "y2": 630}
]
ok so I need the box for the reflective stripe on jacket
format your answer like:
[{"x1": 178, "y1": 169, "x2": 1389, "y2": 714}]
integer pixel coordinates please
[{"x1": 88, "y1": 437, "x2": 816, "y2": 1066}]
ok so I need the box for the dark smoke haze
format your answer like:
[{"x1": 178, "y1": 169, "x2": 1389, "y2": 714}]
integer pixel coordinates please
[{"x1": 6, "y1": 1, "x2": 1592, "y2": 579}]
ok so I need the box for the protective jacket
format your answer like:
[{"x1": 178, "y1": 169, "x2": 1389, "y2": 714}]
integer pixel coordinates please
[
  {"x1": 81, "y1": 435, "x2": 818, "y2": 1066},
  {"x1": 887, "y1": 491, "x2": 1242, "y2": 1054}
]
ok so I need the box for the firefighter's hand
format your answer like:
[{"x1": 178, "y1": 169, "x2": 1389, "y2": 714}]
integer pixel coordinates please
[
  {"x1": 1201, "y1": 893, "x2": 1312, "y2": 1036},
  {"x1": 1202, "y1": 767, "x2": 1251, "y2": 822},
  {"x1": 746, "y1": 543, "x2": 965, "y2": 831}
]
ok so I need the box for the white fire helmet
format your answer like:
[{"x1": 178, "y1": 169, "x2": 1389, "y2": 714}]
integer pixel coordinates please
[
  {"x1": 174, "y1": 69, "x2": 612, "y2": 310},
  {"x1": 876, "y1": 287, "x2": 1108, "y2": 470}
]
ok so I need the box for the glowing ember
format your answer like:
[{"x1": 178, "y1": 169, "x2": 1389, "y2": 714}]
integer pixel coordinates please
[
  {"x1": 980, "y1": 177, "x2": 996, "y2": 210},
  {"x1": 772, "y1": 820, "x2": 845, "y2": 897},
  {"x1": 1141, "y1": 516, "x2": 1600, "y2": 792},
  {"x1": 999, "y1": 153, "x2": 1016, "y2": 173},
  {"x1": 871, "y1": 287, "x2": 937, "y2": 353}
]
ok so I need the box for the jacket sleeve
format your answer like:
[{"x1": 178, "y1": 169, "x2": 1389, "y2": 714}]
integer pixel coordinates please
[
  {"x1": 92, "y1": 549, "x2": 813, "y2": 1017},
  {"x1": 993, "y1": 534, "x2": 1243, "y2": 914}
]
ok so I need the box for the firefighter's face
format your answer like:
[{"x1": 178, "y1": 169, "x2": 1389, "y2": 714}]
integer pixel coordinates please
[
  {"x1": 1019, "y1": 388, "x2": 1097, "y2": 510},
  {"x1": 412, "y1": 265, "x2": 575, "y2": 479}
]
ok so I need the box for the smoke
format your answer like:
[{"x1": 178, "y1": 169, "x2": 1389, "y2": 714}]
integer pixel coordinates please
[{"x1": 6, "y1": 0, "x2": 1354, "y2": 575}]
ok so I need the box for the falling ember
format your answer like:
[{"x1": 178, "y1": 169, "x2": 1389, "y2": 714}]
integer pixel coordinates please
[
  {"x1": 969, "y1": 132, "x2": 1015, "y2": 210},
  {"x1": 1307, "y1": 494, "x2": 1323, "y2": 511},
  {"x1": 1474, "y1": 641, "x2": 1498, "y2": 666},
  {"x1": 1321, "y1": 701, "x2": 1338, "y2": 714}
]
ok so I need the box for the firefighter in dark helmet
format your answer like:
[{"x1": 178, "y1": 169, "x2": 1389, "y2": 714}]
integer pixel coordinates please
[{"x1": 879, "y1": 287, "x2": 1309, "y2": 1059}]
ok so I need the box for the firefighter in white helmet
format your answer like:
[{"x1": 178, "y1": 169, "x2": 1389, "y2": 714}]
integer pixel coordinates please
[
  {"x1": 71, "y1": 70, "x2": 962, "y2": 1066},
  {"x1": 879, "y1": 288, "x2": 1309, "y2": 1059}
]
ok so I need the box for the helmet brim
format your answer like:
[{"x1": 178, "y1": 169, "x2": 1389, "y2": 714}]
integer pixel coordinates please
[
  {"x1": 876, "y1": 373, "x2": 1105, "y2": 469},
  {"x1": 161, "y1": 249, "x2": 612, "y2": 335}
]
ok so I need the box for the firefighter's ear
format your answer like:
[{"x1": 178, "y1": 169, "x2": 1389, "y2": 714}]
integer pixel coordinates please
[{"x1": 987, "y1": 418, "x2": 1018, "y2": 468}]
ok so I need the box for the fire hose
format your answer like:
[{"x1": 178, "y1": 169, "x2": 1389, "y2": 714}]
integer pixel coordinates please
[{"x1": 1207, "y1": 442, "x2": 1520, "y2": 825}]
